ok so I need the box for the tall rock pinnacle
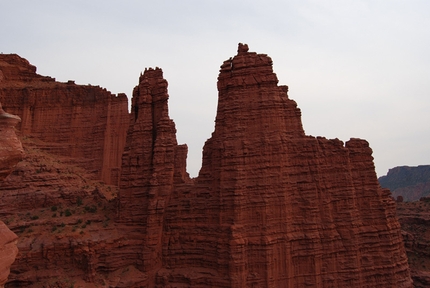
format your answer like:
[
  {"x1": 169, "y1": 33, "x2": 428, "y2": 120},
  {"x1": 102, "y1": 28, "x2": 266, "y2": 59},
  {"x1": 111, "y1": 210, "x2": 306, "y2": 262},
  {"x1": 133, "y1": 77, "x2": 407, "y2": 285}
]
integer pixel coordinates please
[{"x1": 118, "y1": 44, "x2": 412, "y2": 287}]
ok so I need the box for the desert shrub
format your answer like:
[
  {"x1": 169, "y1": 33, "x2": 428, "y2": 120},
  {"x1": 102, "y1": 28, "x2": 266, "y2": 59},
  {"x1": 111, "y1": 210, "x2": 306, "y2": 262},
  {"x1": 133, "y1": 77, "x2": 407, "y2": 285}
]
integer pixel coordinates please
[
  {"x1": 65, "y1": 209, "x2": 72, "y2": 217},
  {"x1": 51, "y1": 206, "x2": 58, "y2": 212},
  {"x1": 84, "y1": 205, "x2": 97, "y2": 213}
]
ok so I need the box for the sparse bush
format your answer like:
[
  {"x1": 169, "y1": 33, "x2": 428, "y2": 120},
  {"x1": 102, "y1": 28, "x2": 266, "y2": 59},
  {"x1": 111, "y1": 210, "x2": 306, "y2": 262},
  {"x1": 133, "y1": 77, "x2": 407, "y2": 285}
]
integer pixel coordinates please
[
  {"x1": 65, "y1": 209, "x2": 72, "y2": 217},
  {"x1": 30, "y1": 215, "x2": 39, "y2": 220},
  {"x1": 51, "y1": 206, "x2": 58, "y2": 212},
  {"x1": 84, "y1": 205, "x2": 97, "y2": 213},
  {"x1": 76, "y1": 197, "x2": 82, "y2": 206}
]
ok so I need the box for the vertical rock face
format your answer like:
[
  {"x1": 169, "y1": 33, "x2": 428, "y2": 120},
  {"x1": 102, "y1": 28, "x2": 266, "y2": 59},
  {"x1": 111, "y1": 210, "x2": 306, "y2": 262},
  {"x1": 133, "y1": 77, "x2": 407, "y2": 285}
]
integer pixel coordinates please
[
  {"x1": 119, "y1": 44, "x2": 412, "y2": 287},
  {"x1": 0, "y1": 103, "x2": 20, "y2": 287},
  {"x1": 0, "y1": 102, "x2": 23, "y2": 180},
  {"x1": 0, "y1": 221, "x2": 18, "y2": 288},
  {"x1": 0, "y1": 54, "x2": 129, "y2": 185},
  {"x1": 118, "y1": 68, "x2": 190, "y2": 286},
  {"x1": 0, "y1": 46, "x2": 412, "y2": 287}
]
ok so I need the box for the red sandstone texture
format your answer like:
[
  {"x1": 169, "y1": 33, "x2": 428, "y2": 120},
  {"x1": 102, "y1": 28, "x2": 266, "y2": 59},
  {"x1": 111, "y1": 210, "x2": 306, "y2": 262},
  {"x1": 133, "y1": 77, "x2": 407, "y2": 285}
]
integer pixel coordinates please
[
  {"x1": 0, "y1": 103, "x2": 21, "y2": 287},
  {"x1": 117, "y1": 43, "x2": 412, "y2": 287},
  {"x1": 0, "y1": 221, "x2": 18, "y2": 288},
  {"x1": 397, "y1": 199, "x2": 430, "y2": 288},
  {"x1": 0, "y1": 54, "x2": 129, "y2": 186},
  {"x1": 0, "y1": 102, "x2": 23, "y2": 180},
  {"x1": 1, "y1": 136, "x2": 140, "y2": 287},
  {"x1": 1, "y1": 44, "x2": 414, "y2": 287}
]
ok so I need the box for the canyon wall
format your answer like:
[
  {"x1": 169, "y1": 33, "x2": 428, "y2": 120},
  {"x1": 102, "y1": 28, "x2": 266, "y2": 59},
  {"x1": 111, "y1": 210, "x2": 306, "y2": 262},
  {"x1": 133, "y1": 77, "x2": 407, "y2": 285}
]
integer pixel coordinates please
[
  {"x1": 118, "y1": 44, "x2": 413, "y2": 287},
  {"x1": 0, "y1": 54, "x2": 129, "y2": 185},
  {"x1": 0, "y1": 104, "x2": 21, "y2": 287},
  {"x1": 1, "y1": 45, "x2": 413, "y2": 287}
]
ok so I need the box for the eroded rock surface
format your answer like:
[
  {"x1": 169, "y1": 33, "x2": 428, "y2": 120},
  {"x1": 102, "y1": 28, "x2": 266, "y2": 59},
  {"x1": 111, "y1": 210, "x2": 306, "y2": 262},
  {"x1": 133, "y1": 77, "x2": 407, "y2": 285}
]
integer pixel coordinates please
[
  {"x1": 0, "y1": 104, "x2": 20, "y2": 287},
  {"x1": 1, "y1": 45, "x2": 413, "y2": 287},
  {"x1": 0, "y1": 221, "x2": 18, "y2": 288},
  {"x1": 118, "y1": 44, "x2": 413, "y2": 287},
  {"x1": 0, "y1": 54, "x2": 129, "y2": 185},
  {"x1": 0, "y1": 102, "x2": 23, "y2": 181}
]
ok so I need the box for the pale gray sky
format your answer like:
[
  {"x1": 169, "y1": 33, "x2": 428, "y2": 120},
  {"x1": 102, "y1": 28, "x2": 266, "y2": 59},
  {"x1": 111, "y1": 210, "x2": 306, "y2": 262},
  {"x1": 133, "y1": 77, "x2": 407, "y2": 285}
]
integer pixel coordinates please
[{"x1": 1, "y1": 0, "x2": 429, "y2": 177}]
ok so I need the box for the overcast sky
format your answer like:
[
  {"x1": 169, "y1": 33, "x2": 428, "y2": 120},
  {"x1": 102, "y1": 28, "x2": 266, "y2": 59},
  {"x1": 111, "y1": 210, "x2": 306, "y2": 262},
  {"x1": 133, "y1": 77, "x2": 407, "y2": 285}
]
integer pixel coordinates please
[{"x1": 1, "y1": 0, "x2": 429, "y2": 177}]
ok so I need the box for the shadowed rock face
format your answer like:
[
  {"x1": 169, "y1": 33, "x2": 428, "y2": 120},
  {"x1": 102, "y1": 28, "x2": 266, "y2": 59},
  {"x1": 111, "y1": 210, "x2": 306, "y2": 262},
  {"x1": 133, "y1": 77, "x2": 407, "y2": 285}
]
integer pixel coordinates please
[
  {"x1": 0, "y1": 102, "x2": 23, "y2": 181},
  {"x1": 118, "y1": 44, "x2": 413, "y2": 287},
  {"x1": 0, "y1": 103, "x2": 20, "y2": 287},
  {"x1": 379, "y1": 165, "x2": 430, "y2": 202}
]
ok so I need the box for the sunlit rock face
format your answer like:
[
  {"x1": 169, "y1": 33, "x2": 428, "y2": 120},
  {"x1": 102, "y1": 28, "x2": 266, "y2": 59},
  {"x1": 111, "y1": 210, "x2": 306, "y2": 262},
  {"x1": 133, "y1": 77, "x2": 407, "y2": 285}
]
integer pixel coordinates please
[
  {"x1": 118, "y1": 44, "x2": 413, "y2": 287},
  {"x1": 0, "y1": 54, "x2": 129, "y2": 186},
  {"x1": 0, "y1": 221, "x2": 18, "y2": 288}
]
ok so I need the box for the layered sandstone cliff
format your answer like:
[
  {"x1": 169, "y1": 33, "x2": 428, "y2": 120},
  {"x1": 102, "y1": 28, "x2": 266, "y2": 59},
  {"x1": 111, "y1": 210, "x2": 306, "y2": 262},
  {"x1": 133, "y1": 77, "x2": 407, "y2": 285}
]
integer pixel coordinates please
[
  {"x1": 0, "y1": 102, "x2": 23, "y2": 180},
  {"x1": 397, "y1": 199, "x2": 430, "y2": 288},
  {"x1": 0, "y1": 54, "x2": 129, "y2": 185},
  {"x1": 0, "y1": 104, "x2": 21, "y2": 287},
  {"x1": 118, "y1": 44, "x2": 412, "y2": 287},
  {"x1": 1, "y1": 45, "x2": 413, "y2": 287}
]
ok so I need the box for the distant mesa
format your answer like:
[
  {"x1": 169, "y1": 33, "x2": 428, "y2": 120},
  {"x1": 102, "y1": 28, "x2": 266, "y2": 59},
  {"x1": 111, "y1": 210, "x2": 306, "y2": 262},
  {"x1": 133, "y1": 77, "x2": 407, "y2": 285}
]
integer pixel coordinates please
[{"x1": 379, "y1": 165, "x2": 430, "y2": 202}]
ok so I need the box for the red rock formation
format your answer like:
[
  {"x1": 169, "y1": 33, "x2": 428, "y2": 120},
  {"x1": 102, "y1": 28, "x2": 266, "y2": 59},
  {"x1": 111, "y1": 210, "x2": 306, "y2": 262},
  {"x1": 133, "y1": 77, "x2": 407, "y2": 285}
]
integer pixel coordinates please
[
  {"x1": 0, "y1": 54, "x2": 129, "y2": 185},
  {"x1": 0, "y1": 102, "x2": 23, "y2": 180},
  {"x1": 397, "y1": 199, "x2": 430, "y2": 287},
  {"x1": 0, "y1": 103, "x2": 21, "y2": 287},
  {"x1": 117, "y1": 44, "x2": 412, "y2": 287},
  {"x1": 0, "y1": 45, "x2": 413, "y2": 287},
  {"x1": 379, "y1": 165, "x2": 430, "y2": 202},
  {"x1": 0, "y1": 221, "x2": 18, "y2": 288},
  {"x1": 118, "y1": 67, "x2": 191, "y2": 286}
]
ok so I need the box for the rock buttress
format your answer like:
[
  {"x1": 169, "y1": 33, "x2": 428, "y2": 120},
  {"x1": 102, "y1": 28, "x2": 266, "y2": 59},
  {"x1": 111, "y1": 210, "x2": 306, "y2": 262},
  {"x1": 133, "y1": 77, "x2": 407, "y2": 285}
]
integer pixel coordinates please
[
  {"x1": 118, "y1": 68, "x2": 190, "y2": 286},
  {"x1": 0, "y1": 102, "x2": 23, "y2": 180},
  {"x1": 155, "y1": 44, "x2": 412, "y2": 287},
  {"x1": 0, "y1": 54, "x2": 129, "y2": 185},
  {"x1": 0, "y1": 103, "x2": 20, "y2": 287}
]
